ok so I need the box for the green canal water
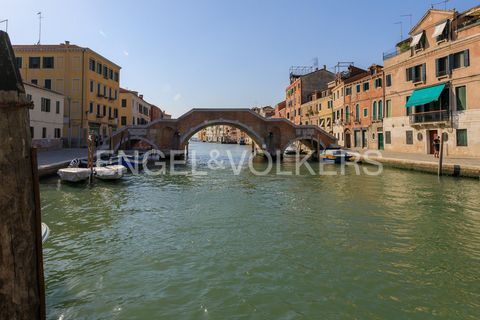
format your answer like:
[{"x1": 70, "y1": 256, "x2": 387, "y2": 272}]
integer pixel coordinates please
[{"x1": 40, "y1": 142, "x2": 480, "y2": 319}]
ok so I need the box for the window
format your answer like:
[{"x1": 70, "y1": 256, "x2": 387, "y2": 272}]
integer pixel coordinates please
[
  {"x1": 44, "y1": 79, "x2": 51, "y2": 89},
  {"x1": 456, "y1": 86, "x2": 466, "y2": 111},
  {"x1": 406, "y1": 64, "x2": 426, "y2": 82},
  {"x1": 363, "y1": 108, "x2": 368, "y2": 117},
  {"x1": 373, "y1": 101, "x2": 377, "y2": 120},
  {"x1": 97, "y1": 83, "x2": 101, "y2": 96},
  {"x1": 109, "y1": 69, "x2": 113, "y2": 80},
  {"x1": 386, "y1": 74, "x2": 392, "y2": 87},
  {"x1": 355, "y1": 104, "x2": 360, "y2": 120},
  {"x1": 406, "y1": 96, "x2": 412, "y2": 116},
  {"x1": 356, "y1": 84, "x2": 361, "y2": 93},
  {"x1": 41, "y1": 98, "x2": 51, "y2": 112},
  {"x1": 30, "y1": 127, "x2": 34, "y2": 138},
  {"x1": 108, "y1": 107, "x2": 112, "y2": 118},
  {"x1": 363, "y1": 82, "x2": 370, "y2": 91},
  {"x1": 435, "y1": 20, "x2": 450, "y2": 42},
  {"x1": 89, "y1": 58, "x2": 95, "y2": 71},
  {"x1": 42, "y1": 127, "x2": 47, "y2": 139},
  {"x1": 345, "y1": 87, "x2": 352, "y2": 95},
  {"x1": 89, "y1": 102, "x2": 93, "y2": 113},
  {"x1": 121, "y1": 116, "x2": 127, "y2": 126},
  {"x1": 456, "y1": 129, "x2": 468, "y2": 146},
  {"x1": 374, "y1": 78, "x2": 382, "y2": 88},
  {"x1": 97, "y1": 63, "x2": 102, "y2": 74},
  {"x1": 114, "y1": 108, "x2": 118, "y2": 118},
  {"x1": 31, "y1": 79, "x2": 38, "y2": 85},
  {"x1": 15, "y1": 57, "x2": 22, "y2": 69},
  {"x1": 90, "y1": 80, "x2": 94, "y2": 93},
  {"x1": 378, "y1": 100, "x2": 383, "y2": 119},
  {"x1": 42, "y1": 57, "x2": 54, "y2": 69},
  {"x1": 385, "y1": 131, "x2": 391, "y2": 144},
  {"x1": 96, "y1": 104, "x2": 101, "y2": 115},
  {"x1": 103, "y1": 105, "x2": 106, "y2": 116},
  {"x1": 122, "y1": 99, "x2": 127, "y2": 108},
  {"x1": 103, "y1": 65, "x2": 108, "y2": 79},
  {"x1": 29, "y1": 57, "x2": 41, "y2": 68},
  {"x1": 54, "y1": 128, "x2": 61, "y2": 138},
  {"x1": 27, "y1": 94, "x2": 32, "y2": 101},
  {"x1": 436, "y1": 56, "x2": 448, "y2": 77},
  {"x1": 452, "y1": 50, "x2": 470, "y2": 69},
  {"x1": 114, "y1": 90, "x2": 117, "y2": 100},
  {"x1": 386, "y1": 100, "x2": 392, "y2": 118},
  {"x1": 114, "y1": 72, "x2": 119, "y2": 82},
  {"x1": 406, "y1": 130, "x2": 413, "y2": 145},
  {"x1": 56, "y1": 101, "x2": 60, "y2": 114}
]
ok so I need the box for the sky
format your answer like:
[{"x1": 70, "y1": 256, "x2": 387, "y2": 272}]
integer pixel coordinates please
[{"x1": 1, "y1": 0, "x2": 478, "y2": 117}]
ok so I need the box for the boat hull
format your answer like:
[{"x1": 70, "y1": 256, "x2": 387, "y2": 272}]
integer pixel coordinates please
[{"x1": 57, "y1": 168, "x2": 91, "y2": 182}]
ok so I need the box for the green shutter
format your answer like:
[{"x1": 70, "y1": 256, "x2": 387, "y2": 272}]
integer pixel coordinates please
[{"x1": 456, "y1": 86, "x2": 467, "y2": 111}]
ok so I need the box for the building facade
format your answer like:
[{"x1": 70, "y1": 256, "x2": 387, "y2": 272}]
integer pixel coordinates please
[
  {"x1": 383, "y1": 7, "x2": 480, "y2": 156},
  {"x1": 273, "y1": 101, "x2": 286, "y2": 118},
  {"x1": 25, "y1": 83, "x2": 64, "y2": 150},
  {"x1": 286, "y1": 66, "x2": 335, "y2": 124},
  {"x1": 14, "y1": 42, "x2": 121, "y2": 146},
  {"x1": 119, "y1": 88, "x2": 152, "y2": 127}
]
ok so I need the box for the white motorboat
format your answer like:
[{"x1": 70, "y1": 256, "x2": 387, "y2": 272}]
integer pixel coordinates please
[
  {"x1": 95, "y1": 165, "x2": 127, "y2": 180},
  {"x1": 57, "y1": 167, "x2": 91, "y2": 182},
  {"x1": 41, "y1": 223, "x2": 50, "y2": 244}
]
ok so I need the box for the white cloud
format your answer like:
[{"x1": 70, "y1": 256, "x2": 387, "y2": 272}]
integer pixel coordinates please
[
  {"x1": 123, "y1": 50, "x2": 129, "y2": 56},
  {"x1": 173, "y1": 93, "x2": 182, "y2": 101},
  {"x1": 99, "y1": 30, "x2": 107, "y2": 38}
]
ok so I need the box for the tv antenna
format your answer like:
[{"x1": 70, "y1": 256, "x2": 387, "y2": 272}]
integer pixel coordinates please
[
  {"x1": 0, "y1": 19, "x2": 7, "y2": 32},
  {"x1": 431, "y1": 0, "x2": 450, "y2": 10},
  {"x1": 394, "y1": 21, "x2": 403, "y2": 41},
  {"x1": 37, "y1": 12, "x2": 42, "y2": 45},
  {"x1": 312, "y1": 57, "x2": 319, "y2": 69},
  {"x1": 401, "y1": 14, "x2": 413, "y2": 30}
]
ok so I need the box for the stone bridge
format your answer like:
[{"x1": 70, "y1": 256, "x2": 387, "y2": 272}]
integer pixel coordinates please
[{"x1": 109, "y1": 109, "x2": 337, "y2": 156}]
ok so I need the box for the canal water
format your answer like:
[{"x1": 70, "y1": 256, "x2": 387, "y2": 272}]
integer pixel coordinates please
[{"x1": 41, "y1": 142, "x2": 480, "y2": 319}]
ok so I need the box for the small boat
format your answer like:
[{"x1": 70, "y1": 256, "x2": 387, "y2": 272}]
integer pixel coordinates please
[
  {"x1": 109, "y1": 155, "x2": 144, "y2": 171},
  {"x1": 319, "y1": 148, "x2": 354, "y2": 163},
  {"x1": 41, "y1": 222, "x2": 50, "y2": 244},
  {"x1": 57, "y1": 167, "x2": 91, "y2": 182},
  {"x1": 95, "y1": 165, "x2": 127, "y2": 180}
]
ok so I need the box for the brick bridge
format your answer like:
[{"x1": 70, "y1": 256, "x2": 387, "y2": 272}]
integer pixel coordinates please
[{"x1": 109, "y1": 109, "x2": 337, "y2": 156}]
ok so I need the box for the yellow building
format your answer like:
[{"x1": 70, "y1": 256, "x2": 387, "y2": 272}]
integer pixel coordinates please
[
  {"x1": 300, "y1": 89, "x2": 333, "y2": 133},
  {"x1": 13, "y1": 41, "x2": 121, "y2": 146},
  {"x1": 119, "y1": 88, "x2": 152, "y2": 127}
]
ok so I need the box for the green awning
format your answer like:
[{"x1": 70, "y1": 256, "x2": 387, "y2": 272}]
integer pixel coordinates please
[{"x1": 406, "y1": 84, "x2": 445, "y2": 108}]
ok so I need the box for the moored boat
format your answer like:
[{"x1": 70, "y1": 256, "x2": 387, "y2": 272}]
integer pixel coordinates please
[
  {"x1": 57, "y1": 167, "x2": 91, "y2": 182},
  {"x1": 319, "y1": 148, "x2": 354, "y2": 163},
  {"x1": 95, "y1": 165, "x2": 127, "y2": 180}
]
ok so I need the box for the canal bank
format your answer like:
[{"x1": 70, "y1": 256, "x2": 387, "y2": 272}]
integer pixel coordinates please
[{"x1": 356, "y1": 150, "x2": 480, "y2": 179}]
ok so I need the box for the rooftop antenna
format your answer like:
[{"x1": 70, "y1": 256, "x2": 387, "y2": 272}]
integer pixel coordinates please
[
  {"x1": 401, "y1": 14, "x2": 413, "y2": 31},
  {"x1": 0, "y1": 19, "x2": 7, "y2": 33},
  {"x1": 37, "y1": 12, "x2": 42, "y2": 45},
  {"x1": 394, "y1": 21, "x2": 403, "y2": 41},
  {"x1": 312, "y1": 57, "x2": 319, "y2": 70}
]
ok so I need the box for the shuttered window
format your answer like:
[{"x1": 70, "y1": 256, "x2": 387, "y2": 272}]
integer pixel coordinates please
[
  {"x1": 385, "y1": 131, "x2": 391, "y2": 144},
  {"x1": 406, "y1": 131, "x2": 413, "y2": 145},
  {"x1": 456, "y1": 86, "x2": 466, "y2": 111},
  {"x1": 456, "y1": 129, "x2": 468, "y2": 146}
]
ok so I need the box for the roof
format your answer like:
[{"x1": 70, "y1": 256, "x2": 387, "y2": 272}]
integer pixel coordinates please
[
  {"x1": 23, "y1": 82, "x2": 64, "y2": 96},
  {"x1": 13, "y1": 43, "x2": 121, "y2": 69}
]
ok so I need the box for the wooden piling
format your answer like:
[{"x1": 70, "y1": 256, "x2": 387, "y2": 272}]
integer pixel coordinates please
[
  {"x1": 438, "y1": 132, "x2": 445, "y2": 177},
  {"x1": 0, "y1": 30, "x2": 45, "y2": 320}
]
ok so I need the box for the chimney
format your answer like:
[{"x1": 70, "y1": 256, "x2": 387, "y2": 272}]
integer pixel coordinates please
[
  {"x1": 65, "y1": 41, "x2": 70, "y2": 46},
  {"x1": 323, "y1": 65, "x2": 327, "y2": 70},
  {"x1": 139, "y1": 94, "x2": 143, "y2": 99}
]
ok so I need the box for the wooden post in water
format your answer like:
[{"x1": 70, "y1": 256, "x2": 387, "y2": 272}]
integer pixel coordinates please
[
  {"x1": 0, "y1": 30, "x2": 45, "y2": 320},
  {"x1": 438, "y1": 132, "x2": 445, "y2": 177}
]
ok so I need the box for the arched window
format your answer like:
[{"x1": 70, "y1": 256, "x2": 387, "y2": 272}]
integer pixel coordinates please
[
  {"x1": 345, "y1": 106, "x2": 350, "y2": 122},
  {"x1": 355, "y1": 104, "x2": 360, "y2": 120},
  {"x1": 378, "y1": 100, "x2": 383, "y2": 119},
  {"x1": 373, "y1": 101, "x2": 378, "y2": 120}
]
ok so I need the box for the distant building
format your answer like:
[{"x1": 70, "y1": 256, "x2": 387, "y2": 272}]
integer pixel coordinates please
[
  {"x1": 14, "y1": 42, "x2": 121, "y2": 146},
  {"x1": 25, "y1": 82, "x2": 64, "y2": 150},
  {"x1": 150, "y1": 104, "x2": 169, "y2": 122},
  {"x1": 119, "y1": 88, "x2": 152, "y2": 127},
  {"x1": 273, "y1": 101, "x2": 286, "y2": 118},
  {"x1": 286, "y1": 66, "x2": 335, "y2": 124},
  {"x1": 251, "y1": 105, "x2": 275, "y2": 118},
  {"x1": 382, "y1": 6, "x2": 480, "y2": 156}
]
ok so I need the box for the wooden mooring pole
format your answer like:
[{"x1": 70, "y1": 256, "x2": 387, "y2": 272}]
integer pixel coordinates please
[
  {"x1": 0, "y1": 30, "x2": 45, "y2": 320},
  {"x1": 438, "y1": 132, "x2": 445, "y2": 177}
]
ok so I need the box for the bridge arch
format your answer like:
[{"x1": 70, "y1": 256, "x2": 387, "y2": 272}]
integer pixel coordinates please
[
  {"x1": 179, "y1": 119, "x2": 266, "y2": 149},
  {"x1": 281, "y1": 135, "x2": 326, "y2": 154},
  {"x1": 113, "y1": 135, "x2": 160, "y2": 152}
]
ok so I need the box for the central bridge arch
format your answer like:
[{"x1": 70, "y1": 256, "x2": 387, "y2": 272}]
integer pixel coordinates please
[{"x1": 109, "y1": 108, "x2": 337, "y2": 157}]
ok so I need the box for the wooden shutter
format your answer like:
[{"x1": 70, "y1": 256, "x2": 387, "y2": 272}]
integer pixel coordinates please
[
  {"x1": 464, "y1": 50, "x2": 470, "y2": 67},
  {"x1": 421, "y1": 63, "x2": 426, "y2": 82}
]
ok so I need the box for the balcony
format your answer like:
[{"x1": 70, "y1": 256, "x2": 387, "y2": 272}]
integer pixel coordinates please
[
  {"x1": 409, "y1": 110, "x2": 449, "y2": 125},
  {"x1": 96, "y1": 113, "x2": 104, "y2": 119}
]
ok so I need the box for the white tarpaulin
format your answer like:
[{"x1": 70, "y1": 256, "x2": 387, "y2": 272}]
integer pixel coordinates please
[
  {"x1": 410, "y1": 32, "x2": 424, "y2": 47},
  {"x1": 432, "y1": 20, "x2": 448, "y2": 38}
]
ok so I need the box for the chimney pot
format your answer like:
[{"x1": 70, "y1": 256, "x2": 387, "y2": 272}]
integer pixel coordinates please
[{"x1": 65, "y1": 41, "x2": 70, "y2": 45}]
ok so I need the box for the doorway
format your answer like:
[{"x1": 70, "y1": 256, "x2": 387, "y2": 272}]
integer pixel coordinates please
[
  {"x1": 428, "y1": 130, "x2": 438, "y2": 154},
  {"x1": 345, "y1": 131, "x2": 351, "y2": 148},
  {"x1": 378, "y1": 133, "x2": 384, "y2": 150}
]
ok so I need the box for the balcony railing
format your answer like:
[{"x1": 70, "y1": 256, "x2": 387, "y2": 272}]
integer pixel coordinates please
[{"x1": 409, "y1": 110, "x2": 449, "y2": 124}]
